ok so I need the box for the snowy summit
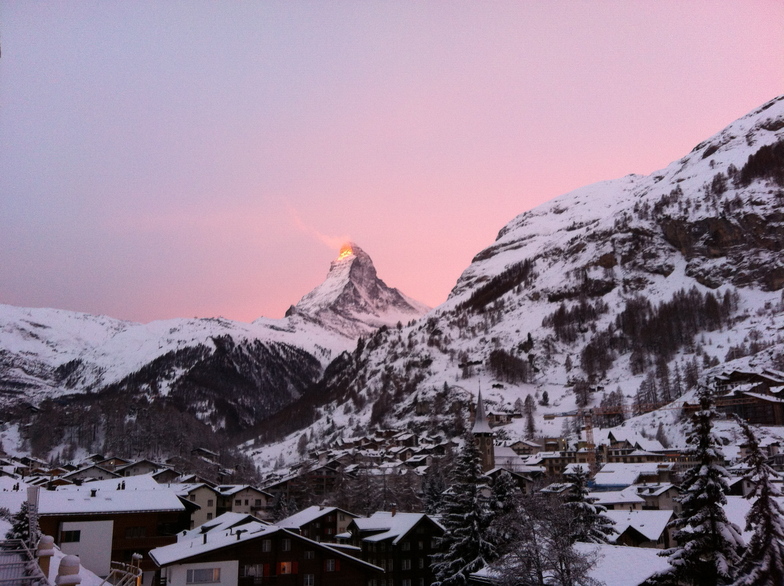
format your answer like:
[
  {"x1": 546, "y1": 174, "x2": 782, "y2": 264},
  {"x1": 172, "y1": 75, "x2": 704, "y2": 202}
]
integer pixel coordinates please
[{"x1": 289, "y1": 243, "x2": 430, "y2": 337}]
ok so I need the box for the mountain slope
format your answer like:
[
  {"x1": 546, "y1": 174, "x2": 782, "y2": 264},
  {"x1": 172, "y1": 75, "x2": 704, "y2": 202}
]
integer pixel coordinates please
[
  {"x1": 246, "y1": 95, "x2": 784, "y2": 469},
  {"x1": 0, "y1": 245, "x2": 429, "y2": 458}
]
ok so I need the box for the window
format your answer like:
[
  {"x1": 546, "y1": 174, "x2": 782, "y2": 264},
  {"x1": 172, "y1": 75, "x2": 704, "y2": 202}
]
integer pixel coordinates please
[
  {"x1": 402, "y1": 581, "x2": 412, "y2": 586},
  {"x1": 124, "y1": 526, "x2": 146, "y2": 539},
  {"x1": 190, "y1": 494, "x2": 196, "y2": 501},
  {"x1": 261, "y1": 539, "x2": 272, "y2": 552},
  {"x1": 206, "y1": 513, "x2": 213, "y2": 520},
  {"x1": 325, "y1": 527, "x2": 333, "y2": 535},
  {"x1": 207, "y1": 499, "x2": 214, "y2": 507},
  {"x1": 282, "y1": 538, "x2": 291, "y2": 552},
  {"x1": 61, "y1": 530, "x2": 80, "y2": 543},
  {"x1": 304, "y1": 575, "x2": 315, "y2": 586},
  {"x1": 418, "y1": 540, "x2": 424, "y2": 550},
  {"x1": 279, "y1": 562, "x2": 293, "y2": 575},
  {"x1": 304, "y1": 550, "x2": 315, "y2": 560},
  {"x1": 240, "y1": 565, "x2": 263, "y2": 578},
  {"x1": 245, "y1": 499, "x2": 249, "y2": 505},
  {"x1": 235, "y1": 499, "x2": 242, "y2": 506},
  {"x1": 325, "y1": 559, "x2": 337, "y2": 572},
  {"x1": 186, "y1": 568, "x2": 220, "y2": 584},
  {"x1": 402, "y1": 559, "x2": 411, "y2": 570},
  {"x1": 254, "y1": 499, "x2": 262, "y2": 507},
  {"x1": 418, "y1": 558, "x2": 424, "y2": 569},
  {"x1": 401, "y1": 541, "x2": 411, "y2": 551}
]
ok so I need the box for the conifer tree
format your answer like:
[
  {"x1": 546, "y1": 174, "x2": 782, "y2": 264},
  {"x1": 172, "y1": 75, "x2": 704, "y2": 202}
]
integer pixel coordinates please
[
  {"x1": 486, "y1": 470, "x2": 521, "y2": 552},
  {"x1": 4, "y1": 502, "x2": 39, "y2": 546},
  {"x1": 563, "y1": 468, "x2": 614, "y2": 544},
  {"x1": 645, "y1": 386, "x2": 743, "y2": 586},
  {"x1": 431, "y1": 433, "x2": 496, "y2": 586},
  {"x1": 730, "y1": 417, "x2": 784, "y2": 586}
]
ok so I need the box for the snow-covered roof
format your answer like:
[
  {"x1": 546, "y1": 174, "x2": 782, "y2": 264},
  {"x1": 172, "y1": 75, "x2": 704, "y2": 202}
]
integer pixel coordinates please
[
  {"x1": 633, "y1": 483, "x2": 676, "y2": 497},
  {"x1": 180, "y1": 512, "x2": 262, "y2": 541},
  {"x1": 152, "y1": 521, "x2": 277, "y2": 566},
  {"x1": 563, "y1": 463, "x2": 591, "y2": 476},
  {"x1": 604, "y1": 509, "x2": 674, "y2": 542},
  {"x1": 471, "y1": 543, "x2": 670, "y2": 586},
  {"x1": 215, "y1": 484, "x2": 270, "y2": 497},
  {"x1": 38, "y1": 486, "x2": 185, "y2": 515},
  {"x1": 56, "y1": 473, "x2": 161, "y2": 492},
  {"x1": 593, "y1": 462, "x2": 672, "y2": 487},
  {"x1": 277, "y1": 505, "x2": 355, "y2": 529},
  {"x1": 151, "y1": 522, "x2": 384, "y2": 572},
  {"x1": 352, "y1": 511, "x2": 440, "y2": 545},
  {"x1": 606, "y1": 429, "x2": 664, "y2": 452},
  {"x1": 588, "y1": 487, "x2": 646, "y2": 506}
]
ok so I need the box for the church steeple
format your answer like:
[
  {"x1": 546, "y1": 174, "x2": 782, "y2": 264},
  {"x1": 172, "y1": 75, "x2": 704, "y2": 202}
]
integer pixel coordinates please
[{"x1": 473, "y1": 389, "x2": 495, "y2": 472}]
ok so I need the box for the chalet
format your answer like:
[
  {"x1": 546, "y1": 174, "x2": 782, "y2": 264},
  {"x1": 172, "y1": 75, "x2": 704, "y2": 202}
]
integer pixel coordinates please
[
  {"x1": 710, "y1": 369, "x2": 784, "y2": 425},
  {"x1": 483, "y1": 467, "x2": 538, "y2": 495},
  {"x1": 525, "y1": 451, "x2": 577, "y2": 478},
  {"x1": 347, "y1": 511, "x2": 445, "y2": 586},
  {"x1": 277, "y1": 505, "x2": 359, "y2": 542},
  {"x1": 605, "y1": 510, "x2": 675, "y2": 548},
  {"x1": 592, "y1": 463, "x2": 674, "y2": 491},
  {"x1": 116, "y1": 459, "x2": 164, "y2": 477},
  {"x1": 508, "y1": 439, "x2": 542, "y2": 456},
  {"x1": 588, "y1": 487, "x2": 645, "y2": 511},
  {"x1": 36, "y1": 483, "x2": 190, "y2": 579},
  {"x1": 96, "y1": 457, "x2": 133, "y2": 471},
  {"x1": 598, "y1": 430, "x2": 666, "y2": 463},
  {"x1": 179, "y1": 512, "x2": 264, "y2": 541},
  {"x1": 215, "y1": 485, "x2": 273, "y2": 519},
  {"x1": 633, "y1": 483, "x2": 680, "y2": 512},
  {"x1": 149, "y1": 469, "x2": 179, "y2": 485},
  {"x1": 63, "y1": 464, "x2": 120, "y2": 483},
  {"x1": 175, "y1": 483, "x2": 222, "y2": 528},
  {"x1": 150, "y1": 521, "x2": 383, "y2": 586}
]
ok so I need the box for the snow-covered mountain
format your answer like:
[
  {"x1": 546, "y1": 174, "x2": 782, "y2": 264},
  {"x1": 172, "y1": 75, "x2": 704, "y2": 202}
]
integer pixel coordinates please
[
  {"x1": 287, "y1": 243, "x2": 431, "y2": 337},
  {"x1": 246, "y1": 95, "x2": 784, "y2": 469},
  {"x1": 0, "y1": 245, "x2": 429, "y2": 455}
]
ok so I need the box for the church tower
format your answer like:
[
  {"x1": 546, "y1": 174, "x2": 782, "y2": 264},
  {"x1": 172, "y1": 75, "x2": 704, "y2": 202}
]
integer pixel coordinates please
[{"x1": 473, "y1": 389, "x2": 495, "y2": 472}]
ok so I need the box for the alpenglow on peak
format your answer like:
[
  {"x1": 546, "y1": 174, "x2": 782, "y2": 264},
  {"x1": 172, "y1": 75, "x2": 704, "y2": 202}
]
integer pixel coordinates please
[{"x1": 288, "y1": 242, "x2": 430, "y2": 337}]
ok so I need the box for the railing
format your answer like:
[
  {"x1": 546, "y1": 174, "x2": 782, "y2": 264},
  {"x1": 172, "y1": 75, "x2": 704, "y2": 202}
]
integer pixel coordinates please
[
  {"x1": 99, "y1": 560, "x2": 143, "y2": 586},
  {"x1": 0, "y1": 539, "x2": 49, "y2": 586}
]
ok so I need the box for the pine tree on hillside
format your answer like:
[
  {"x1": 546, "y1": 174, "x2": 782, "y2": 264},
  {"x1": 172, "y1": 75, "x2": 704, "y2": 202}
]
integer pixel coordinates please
[
  {"x1": 431, "y1": 434, "x2": 496, "y2": 586},
  {"x1": 563, "y1": 468, "x2": 614, "y2": 544},
  {"x1": 730, "y1": 417, "x2": 784, "y2": 586},
  {"x1": 644, "y1": 386, "x2": 743, "y2": 586}
]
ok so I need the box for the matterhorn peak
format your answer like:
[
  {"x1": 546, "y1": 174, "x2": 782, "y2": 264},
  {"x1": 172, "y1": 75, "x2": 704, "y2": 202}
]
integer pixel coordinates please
[{"x1": 290, "y1": 242, "x2": 430, "y2": 337}]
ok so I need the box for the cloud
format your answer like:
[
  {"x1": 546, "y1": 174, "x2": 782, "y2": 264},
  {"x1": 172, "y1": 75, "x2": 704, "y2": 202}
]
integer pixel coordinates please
[{"x1": 288, "y1": 206, "x2": 351, "y2": 251}]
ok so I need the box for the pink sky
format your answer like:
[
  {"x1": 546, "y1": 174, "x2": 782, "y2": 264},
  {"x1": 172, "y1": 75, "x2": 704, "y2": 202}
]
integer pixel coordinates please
[{"x1": 1, "y1": 2, "x2": 782, "y2": 323}]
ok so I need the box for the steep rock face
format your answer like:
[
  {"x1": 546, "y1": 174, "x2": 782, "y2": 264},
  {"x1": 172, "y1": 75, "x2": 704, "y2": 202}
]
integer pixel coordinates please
[{"x1": 289, "y1": 243, "x2": 430, "y2": 337}]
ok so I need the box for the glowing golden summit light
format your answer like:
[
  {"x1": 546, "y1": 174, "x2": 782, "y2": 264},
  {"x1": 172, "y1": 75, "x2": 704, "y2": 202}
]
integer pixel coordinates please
[{"x1": 337, "y1": 245, "x2": 354, "y2": 260}]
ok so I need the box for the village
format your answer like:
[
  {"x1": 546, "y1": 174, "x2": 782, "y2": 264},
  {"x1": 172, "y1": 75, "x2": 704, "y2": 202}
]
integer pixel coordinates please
[{"x1": 2, "y1": 368, "x2": 783, "y2": 585}]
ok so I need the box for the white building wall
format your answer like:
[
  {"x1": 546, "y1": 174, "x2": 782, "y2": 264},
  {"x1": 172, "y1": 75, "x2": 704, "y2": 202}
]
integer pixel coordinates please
[
  {"x1": 166, "y1": 560, "x2": 238, "y2": 586},
  {"x1": 59, "y1": 519, "x2": 114, "y2": 577}
]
